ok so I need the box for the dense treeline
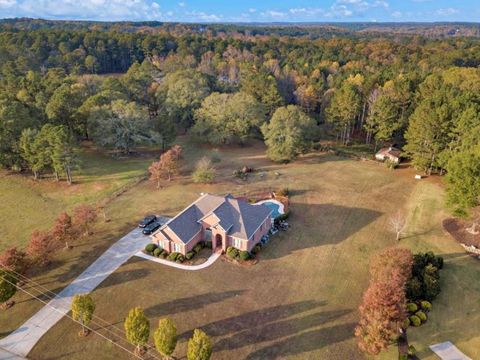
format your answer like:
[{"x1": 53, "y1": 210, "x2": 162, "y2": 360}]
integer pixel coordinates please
[{"x1": 0, "y1": 24, "x2": 479, "y2": 215}]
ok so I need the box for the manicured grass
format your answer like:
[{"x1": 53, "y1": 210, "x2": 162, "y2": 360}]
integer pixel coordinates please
[
  {"x1": 0, "y1": 143, "x2": 155, "y2": 251},
  {"x1": 3, "y1": 139, "x2": 479, "y2": 359},
  {"x1": 26, "y1": 143, "x2": 416, "y2": 359}
]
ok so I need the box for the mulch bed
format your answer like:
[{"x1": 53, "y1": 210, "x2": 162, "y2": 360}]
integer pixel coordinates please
[{"x1": 443, "y1": 218, "x2": 480, "y2": 248}]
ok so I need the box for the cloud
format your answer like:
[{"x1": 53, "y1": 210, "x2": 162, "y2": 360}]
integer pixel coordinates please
[
  {"x1": 435, "y1": 7, "x2": 459, "y2": 16},
  {"x1": 178, "y1": 2, "x2": 185, "y2": 7},
  {"x1": 0, "y1": 0, "x2": 16, "y2": 7},
  {"x1": 185, "y1": 10, "x2": 221, "y2": 22},
  {"x1": 391, "y1": 11, "x2": 402, "y2": 18},
  {"x1": 289, "y1": 7, "x2": 325, "y2": 16},
  {"x1": 2, "y1": 0, "x2": 164, "y2": 20},
  {"x1": 248, "y1": 8, "x2": 256, "y2": 13},
  {"x1": 329, "y1": 0, "x2": 389, "y2": 18},
  {"x1": 261, "y1": 10, "x2": 287, "y2": 18}
]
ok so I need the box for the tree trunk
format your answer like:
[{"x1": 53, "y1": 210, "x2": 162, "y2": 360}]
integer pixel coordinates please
[
  {"x1": 33, "y1": 170, "x2": 38, "y2": 180},
  {"x1": 54, "y1": 171, "x2": 59, "y2": 181}
]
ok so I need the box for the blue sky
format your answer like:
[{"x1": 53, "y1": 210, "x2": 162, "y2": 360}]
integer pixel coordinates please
[{"x1": 0, "y1": 0, "x2": 478, "y2": 22}]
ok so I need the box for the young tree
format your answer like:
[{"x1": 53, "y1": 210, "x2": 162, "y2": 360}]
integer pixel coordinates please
[
  {"x1": 124, "y1": 307, "x2": 150, "y2": 355},
  {"x1": 148, "y1": 147, "x2": 181, "y2": 188},
  {"x1": 71, "y1": 294, "x2": 96, "y2": 336},
  {"x1": 187, "y1": 329, "x2": 212, "y2": 360},
  {"x1": 192, "y1": 157, "x2": 216, "y2": 184},
  {"x1": 72, "y1": 204, "x2": 97, "y2": 236},
  {"x1": 154, "y1": 318, "x2": 177, "y2": 359},
  {"x1": 51, "y1": 212, "x2": 75, "y2": 249},
  {"x1": 389, "y1": 211, "x2": 407, "y2": 241},
  {"x1": 26, "y1": 230, "x2": 57, "y2": 266},
  {"x1": 0, "y1": 247, "x2": 28, "y2": 275},
  {"x1": 261, "y1": 105, "x2": 317, "y2": 162},
  {"x1": 0, "y1": 270, "x2": 17, "y2": 309}
]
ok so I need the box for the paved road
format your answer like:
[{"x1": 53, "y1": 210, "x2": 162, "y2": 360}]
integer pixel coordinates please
[
  {"x1": 134, "y1": 251, "x2": 221, "y2": 270},
  {"x1": 0, "y1": 218, "x2": 169, "y2": 357}
]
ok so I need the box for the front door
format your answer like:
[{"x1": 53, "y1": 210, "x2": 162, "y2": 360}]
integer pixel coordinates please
[{"x1": 215, "y1": 234, "x2": 222, "y2": 248}]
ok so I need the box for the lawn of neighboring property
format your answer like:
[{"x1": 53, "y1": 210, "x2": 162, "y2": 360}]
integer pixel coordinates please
[
  {"x1": 0, "y1": 143, "x2": 156, "y2": 251},
  {"x1": 2, "y1": 139, "x2": 479, "y2": 359}
]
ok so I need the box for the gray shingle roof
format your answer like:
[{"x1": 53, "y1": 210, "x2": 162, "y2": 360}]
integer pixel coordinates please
[{"x1": 158, "y1": 194, "x2": 272, "y2": 244}]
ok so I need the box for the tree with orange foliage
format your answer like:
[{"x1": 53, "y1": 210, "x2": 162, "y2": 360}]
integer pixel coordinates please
[
  {"x1": 0, "y1": 247, "x2": 28, "y2": 274},
  {"x1": 51, "y1": 212, "x2": 76, "y2": 249},
  {"x1": 72, "y1": 204, "x2": 97, "y2": 236},
  {"x1": 26, "y1": 230, "x2": 57, "y2": 266},
  {"x1": 355, "y1": 270, "x2": 408, "y2": 355},
  {"x1": 148, "y1": 146, "x2": 182, "y2": 189},
  {"x1": 355, "y1": 247, "x2": 413, "y2": 356},
  {"x1": 369, "y1": 247, "x2": 413, "y2": 284}
]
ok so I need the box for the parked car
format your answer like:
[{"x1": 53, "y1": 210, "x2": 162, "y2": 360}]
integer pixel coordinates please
[
  {"x1": 139, "y1": 215, "x2": 157, "y2": 228},
  {"x1": 142, "y1": 221, "x2": 161, "y2": 235}
]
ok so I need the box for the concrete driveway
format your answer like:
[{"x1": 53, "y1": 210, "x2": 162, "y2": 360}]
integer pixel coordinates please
[{"x1": 0, "y1": 217, "x2": 170, "y2": 358}]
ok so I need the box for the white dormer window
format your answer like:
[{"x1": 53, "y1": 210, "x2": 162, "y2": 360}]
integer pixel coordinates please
[{"x1": 233, "y1": 238, "x2": 242, "y2": 249}]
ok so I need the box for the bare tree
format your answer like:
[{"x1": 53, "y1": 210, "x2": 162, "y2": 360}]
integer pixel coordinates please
[{"x1": 389, "y1": 211, "x2": 407, "y2": 241}]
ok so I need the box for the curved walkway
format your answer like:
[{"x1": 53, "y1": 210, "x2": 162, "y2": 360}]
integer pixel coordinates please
[{"x1": 134, "y1": 251, "x2": 221, "y2": 270}]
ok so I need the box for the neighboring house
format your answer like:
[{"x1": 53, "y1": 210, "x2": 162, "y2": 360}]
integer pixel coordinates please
[
  {"x1": 151, "y1": 194, "x2": 273, "y2": 255},
  {"x1": 375, "y1": 146, "x2": 402, "y2": 164}
]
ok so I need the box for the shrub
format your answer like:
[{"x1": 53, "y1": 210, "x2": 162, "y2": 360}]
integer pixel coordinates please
[
  {"x1": 399, "y1": 355, "x2": 408, "y2": 360},
  {"x1": 153, "y1": 248, "x2": 163, "y2": 257},
  {"x1": 406, "y1": 303, "x2": 418, "y2": 313},
  {"x1": 226, "y1": 246, "x2": 239, "y2": 259},
  {"x1": 407, "y1": 252, "x2": 443, "y2": 302},
  {"x1": 251, "y1": 244, "x2": 262, "y2": 255},
  {"x1": 176, "y1": 255, "x2": 185, "y2": 263},
  {"x1": 193, "y1": 244, "x2": 203, "y2": 254},
  {"x1": 145, "y1": 243, "x2": 157, "y2": 253},
  {"x1": 275, "y1": 210, "x2": 290, "y2": 222},
  {"x1": 160, "y1": 251, "x2": 168, "y2": 259},
  {"x1": 403, "y1": 318, "x2": 411, "y2": 329},
  {"x1": 186, "y1": 251, "x2": 195, "y2": 260},
  {"x1": 192, "y1": 157, "x2": 216, "y2": 183},
  {"x1": 409, "y1": 315, "x2": 421, "y2": 327},
  {"x1": 408, "y1": 345, "x2": 417, "y2": 356},
  {"x1": 167, "y1": 252, "x2": 179, "y2": 261},
  {"x1": 416, "y1": 310, "x2": 427, "y2": 322},
  {"x1": 385, "y1": 159, "x2": 398, "y2": 169},
  {"x1": 239, "y1": 251, "x2": 250, "y2": 261},
  {"x1": 420, "y1": 300, "x2": 432, "y2": 311}
]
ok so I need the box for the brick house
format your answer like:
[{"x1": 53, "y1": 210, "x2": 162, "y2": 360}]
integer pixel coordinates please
[{"x1": 151, "y1": 194, "x2": 273, "y2": 255}]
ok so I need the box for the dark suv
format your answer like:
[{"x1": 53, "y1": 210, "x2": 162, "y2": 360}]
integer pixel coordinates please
[
  {"x1": 142, "y1": 221, "x2": 161, "y2": 235},
  {"x1": 138, "y1": 215, "x2": 157, "y2": 228}
]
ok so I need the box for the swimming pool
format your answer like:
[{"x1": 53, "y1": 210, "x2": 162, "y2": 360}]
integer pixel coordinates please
[{"x1": 254, "y1": 199, "x2": 285, "y2": 219}]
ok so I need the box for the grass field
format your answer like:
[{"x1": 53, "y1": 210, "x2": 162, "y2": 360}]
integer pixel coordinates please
[
  {"x1": 1, "y1": 139, "x2": 479, "y2": 359},
  {"x1": 0, "y1": 143, "x2": 156, "y2": 250}
]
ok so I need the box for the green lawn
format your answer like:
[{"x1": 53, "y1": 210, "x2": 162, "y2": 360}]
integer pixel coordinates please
[
  {"x1": 0, "y1": 143, "x2": 155, "y2": 250},
  {"x1": 1, "y1": 140, "x2": 479, "y2": 359}
]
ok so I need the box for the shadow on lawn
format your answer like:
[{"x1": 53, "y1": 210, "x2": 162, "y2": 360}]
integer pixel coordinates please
[
  {"x1": 178, "y1": 300, "x2": 355, "y2": 358},
  {"x1": 245, "y1": 322, "x2": 358, "y2": 359},
  {"x1": 145, "y1": 290, "x2": 246, "y2": 318},
  {"x1": 264, "y1": 203, "x2": 382, "y2": 260}
]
